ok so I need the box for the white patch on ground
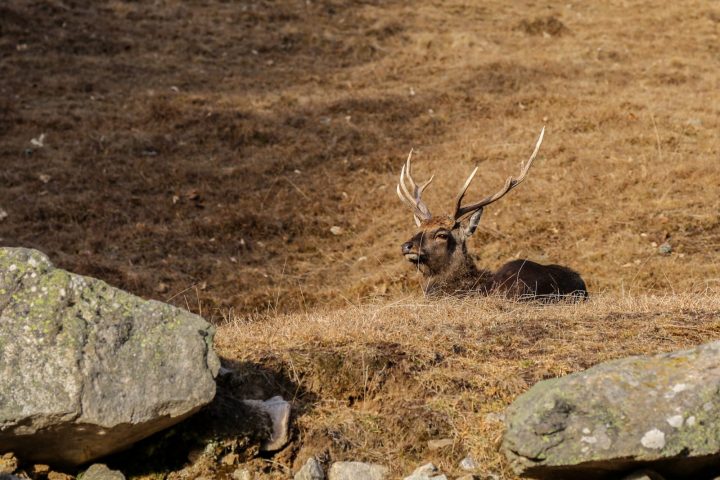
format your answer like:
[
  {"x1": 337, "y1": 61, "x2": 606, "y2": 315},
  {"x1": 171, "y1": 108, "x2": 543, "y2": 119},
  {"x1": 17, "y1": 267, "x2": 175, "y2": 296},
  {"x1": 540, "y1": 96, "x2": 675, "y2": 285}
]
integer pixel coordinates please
[
  {"x1": 641, "y1": 429, "x2": 666, "y2": 450},
  {"x1": 686, "y1": 416, "x2": 696, "y2": 427},
  {"x1": 664, "y1": 383, "x2": 690, "y2": 399},
  {"x1": 581, "y1": 436, "x2": 597, "y2": 444},
  {"x1": 582, "y1": 428, "x2": 591, "y2": 434},
  {"x1": 666, "y1": 415, "x2": 684, "y2": 428}
]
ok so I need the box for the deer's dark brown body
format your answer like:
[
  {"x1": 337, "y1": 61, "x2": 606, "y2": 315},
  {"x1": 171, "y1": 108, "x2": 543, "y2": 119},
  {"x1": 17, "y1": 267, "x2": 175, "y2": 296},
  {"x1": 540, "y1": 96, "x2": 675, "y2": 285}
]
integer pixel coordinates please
[
  {"x1": 401, "y1": 216, "x2": 587, "y2": 300},
  {"x1": 397, "y1": 128, "x2": 588, "y2": 301}
]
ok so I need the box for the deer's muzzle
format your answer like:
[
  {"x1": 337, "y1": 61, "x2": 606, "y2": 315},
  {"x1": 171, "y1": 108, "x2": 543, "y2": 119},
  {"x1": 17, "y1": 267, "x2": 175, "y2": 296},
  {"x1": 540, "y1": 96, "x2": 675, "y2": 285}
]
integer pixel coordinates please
[{"x1": 401, "y1": 241, "x2": 424, "y2": 263}]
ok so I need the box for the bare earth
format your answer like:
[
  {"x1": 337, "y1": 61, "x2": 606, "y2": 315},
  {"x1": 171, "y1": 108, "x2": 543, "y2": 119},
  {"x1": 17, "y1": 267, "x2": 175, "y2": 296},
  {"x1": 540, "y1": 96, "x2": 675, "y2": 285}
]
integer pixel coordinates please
[{"x1": 1, "y1": 0, "x2": 720, "y2": 478}]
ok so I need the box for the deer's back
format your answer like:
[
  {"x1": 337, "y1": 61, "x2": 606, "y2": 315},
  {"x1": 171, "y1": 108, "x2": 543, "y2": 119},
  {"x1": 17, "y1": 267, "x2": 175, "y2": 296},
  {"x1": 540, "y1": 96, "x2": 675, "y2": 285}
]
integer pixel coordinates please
[{"x1": 492, "y1": 259, "x2": 587, "y2": 301}]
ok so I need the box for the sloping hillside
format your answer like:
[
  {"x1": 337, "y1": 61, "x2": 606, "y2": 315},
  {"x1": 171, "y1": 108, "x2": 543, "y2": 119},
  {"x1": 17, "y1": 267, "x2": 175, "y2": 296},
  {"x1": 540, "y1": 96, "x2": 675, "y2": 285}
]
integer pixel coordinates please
[
  {"x1": 1, "y1": 0, "x2": 719, "y2": 315},
  {"x1": 214, "y1": 294, "x2": 720, "y2": 478}
]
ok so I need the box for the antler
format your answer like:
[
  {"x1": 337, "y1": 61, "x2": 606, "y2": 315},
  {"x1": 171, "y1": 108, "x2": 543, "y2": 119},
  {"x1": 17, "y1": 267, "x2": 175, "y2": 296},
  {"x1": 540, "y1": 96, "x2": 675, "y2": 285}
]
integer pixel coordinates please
[
  {"x1": 396, "y1": 149, "x2": 434, "y2": 226},
  {"x1": 453, "y1": 126, "x2": 545, "y2": 221}
]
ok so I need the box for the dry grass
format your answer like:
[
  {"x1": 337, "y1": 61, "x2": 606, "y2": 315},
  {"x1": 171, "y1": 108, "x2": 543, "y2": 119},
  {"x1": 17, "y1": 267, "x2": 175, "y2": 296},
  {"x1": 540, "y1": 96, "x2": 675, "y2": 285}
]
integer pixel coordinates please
[
  {"x1": 2, "y1": 1, "x2": 720, "y2": 477},
  {"x1": 216, "y1": 294, "x2": 720, "y2": 478},
  {"x1": 1, "y1": 0, "x2": 719, "y2": 315}
]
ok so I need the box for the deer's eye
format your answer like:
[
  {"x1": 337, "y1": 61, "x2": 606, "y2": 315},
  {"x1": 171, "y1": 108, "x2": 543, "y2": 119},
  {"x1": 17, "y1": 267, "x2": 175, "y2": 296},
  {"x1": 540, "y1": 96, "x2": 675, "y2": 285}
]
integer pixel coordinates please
[{"x1": 435, "y1": 231, "x2": 449, "y2": 240}]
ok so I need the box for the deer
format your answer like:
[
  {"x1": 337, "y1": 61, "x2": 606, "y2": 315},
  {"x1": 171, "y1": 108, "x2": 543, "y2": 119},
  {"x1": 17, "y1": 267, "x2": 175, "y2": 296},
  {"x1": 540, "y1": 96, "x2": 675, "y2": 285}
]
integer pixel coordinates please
[{"x1": 397, "y1": 127, "x2": 587, "y2": 300}]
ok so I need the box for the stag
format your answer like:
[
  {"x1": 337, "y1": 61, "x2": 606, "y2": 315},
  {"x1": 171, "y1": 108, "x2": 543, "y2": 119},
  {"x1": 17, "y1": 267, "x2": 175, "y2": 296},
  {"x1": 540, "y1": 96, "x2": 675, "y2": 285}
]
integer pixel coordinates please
[{"x1": 397, "y1": 127, "x2": 587, "y2": 300}]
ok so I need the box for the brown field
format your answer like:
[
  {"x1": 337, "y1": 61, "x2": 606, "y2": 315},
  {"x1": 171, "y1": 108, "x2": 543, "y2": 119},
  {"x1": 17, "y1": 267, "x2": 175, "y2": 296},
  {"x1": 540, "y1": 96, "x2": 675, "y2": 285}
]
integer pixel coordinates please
[{"x1": 2, "y1": 0, "x2": 720, "y2": 479}]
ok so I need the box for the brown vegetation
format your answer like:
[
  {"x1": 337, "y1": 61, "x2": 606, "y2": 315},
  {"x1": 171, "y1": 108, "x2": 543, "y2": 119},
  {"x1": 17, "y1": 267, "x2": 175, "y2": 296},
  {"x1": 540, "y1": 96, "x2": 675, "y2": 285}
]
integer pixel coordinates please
[
  {"x1": 2, "y1": 0, "x2": 719, "y2": 315},
  {"x1": 216, "y1": 294, "x2": 720, "y2": 478},
  {"x1": 2, "y1": 0, "x2": 720, "y2": 478}
]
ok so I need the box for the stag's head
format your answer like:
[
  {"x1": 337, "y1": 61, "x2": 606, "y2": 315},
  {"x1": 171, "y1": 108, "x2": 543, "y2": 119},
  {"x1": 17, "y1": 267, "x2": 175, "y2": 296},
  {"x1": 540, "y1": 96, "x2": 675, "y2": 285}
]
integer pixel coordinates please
[{"x1": 397, "y1": 128, "x2": 545, "y2": 275}]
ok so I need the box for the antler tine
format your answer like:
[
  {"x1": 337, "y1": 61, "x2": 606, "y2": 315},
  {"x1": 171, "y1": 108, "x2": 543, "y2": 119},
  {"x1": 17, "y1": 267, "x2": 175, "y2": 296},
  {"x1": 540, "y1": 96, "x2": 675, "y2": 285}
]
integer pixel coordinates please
[
  {"x1": 454, "y1": 166, "x2": 479, "y2": 219},
  {"x1": 454, "y1": 126, "x2": 545, "y2": 220},
  {"x1": 397, "y1": 149, "x2": 434, "y2": 224},
  {"x1": 405, "y1": 151, "x2": 434, "y2": 217}
]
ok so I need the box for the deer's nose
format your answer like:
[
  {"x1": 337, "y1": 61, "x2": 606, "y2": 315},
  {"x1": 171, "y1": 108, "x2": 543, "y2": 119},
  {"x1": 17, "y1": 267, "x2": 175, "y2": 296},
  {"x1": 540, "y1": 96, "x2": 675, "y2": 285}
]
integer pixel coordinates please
[{"x1": 401, "y1": 242, "x2": 414, "y2": 254}]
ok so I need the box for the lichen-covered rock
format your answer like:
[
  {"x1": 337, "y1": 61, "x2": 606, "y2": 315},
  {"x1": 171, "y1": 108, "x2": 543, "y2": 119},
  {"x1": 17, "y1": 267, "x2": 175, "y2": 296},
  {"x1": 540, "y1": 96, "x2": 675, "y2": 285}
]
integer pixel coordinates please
[
  {"x1": 0, "y1": 248, "x2": 220, "y2": 466},
  {"x1": 502, "y1": 341, "x2": 720, "y2": 479}
]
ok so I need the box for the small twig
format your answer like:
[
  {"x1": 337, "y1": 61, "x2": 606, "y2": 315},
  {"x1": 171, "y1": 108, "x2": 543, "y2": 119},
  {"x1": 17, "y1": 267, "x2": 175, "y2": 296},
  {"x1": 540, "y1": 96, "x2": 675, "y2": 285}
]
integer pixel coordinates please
[
  {"x1": 282, "y1": 177, "x2": 310, "y2": 200},
  {"x1": 650, "y1": 113, "x2": 662, "y2": 163}
]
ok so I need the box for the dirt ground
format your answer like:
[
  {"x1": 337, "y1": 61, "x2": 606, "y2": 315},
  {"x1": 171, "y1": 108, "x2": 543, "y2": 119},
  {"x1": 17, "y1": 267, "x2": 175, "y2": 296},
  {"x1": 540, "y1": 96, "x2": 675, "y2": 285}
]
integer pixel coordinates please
[
  {"x1": 2, "y1": 0, "x2": 719, "y2": 317},
  {"x1": 2, "y1": 0, "x2": 720, "y2": 479}
]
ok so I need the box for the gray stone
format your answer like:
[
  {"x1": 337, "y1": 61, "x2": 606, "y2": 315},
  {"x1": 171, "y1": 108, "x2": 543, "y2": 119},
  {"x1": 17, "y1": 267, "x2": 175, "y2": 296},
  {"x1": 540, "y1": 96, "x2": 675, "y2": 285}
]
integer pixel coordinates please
[
  {"x1": 622, "y1": 470, "x2": 665, "y2": 480},
  {"x1": 231, "y1": 469, "x2": 252, "y2": 480},
  {"x1": 0, "y1": 247, "x2": 220, "y2": 466},
  {"x1": 502, "y1": 340, "x2": 720, "y2": 479},
  {"x1": 294, "y1": 456, "x2": 325, "y2": 480},
  {"x1": 328, "y1": 461, "x2": 388, "y2": 480},
  {"x1": 404, "y1": 463, "x2": 447, "y2": 480},
  {"x1": 81, "y1": 464, "x2": 126, "y2": 480},
  {"x1": 458, "y1": 455, "x2": 477, "y2": 471},
  {"x1": 411, "y1": 463, "x2": 438, "y2": 476},
  {"x1": 241, "y1": 395, "x2": 291, "y2": 451}
]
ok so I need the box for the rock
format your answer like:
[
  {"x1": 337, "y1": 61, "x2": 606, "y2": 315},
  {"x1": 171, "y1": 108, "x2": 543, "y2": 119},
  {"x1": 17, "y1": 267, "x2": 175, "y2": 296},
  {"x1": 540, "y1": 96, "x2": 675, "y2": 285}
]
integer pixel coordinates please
[
  {"x1": 0, "y1": 247, "x2": 220, "y2": 466},
  {"x1": 0, "y1": 454, "x2": 17, "y2": 474},
  {"x1": 427, "y1": 438, "x2": 453, "y2": 450},
  {"x1": 404, "y1": 463, "x2": 446, "y2": 480},
  {"x1": 294, "y1": 456, "x2": 325, "y2": 480},
  {"x1": 502, "y1": 340, "x2": 720, "y2": 479},
  {"x1": 658, "y1": 242, "x2": 672, "y2": 255},
  {"x1": 328, "y1": 461, "x2": 388, "y2": 480},
  {"x1": 241, "y1": 396, "x2": 291, "y2": 451},
  {"x1": 410, "y1": 463, "x2": 438, "y2": 476},
  {"x1": 81, "y1": 464, "x2": 126, "y2": 480},
  {"x1": 458, "y1": 455, "x2": 477, "y2": 471},
  {"x1": 231, "y1": 469, "x2": 252, "y2": 480},
  {"x1": 622, "y1": 470, "x2": 665, "y2": 480},
  {"x1": 221, "y1": 453, "x2": 240, "y2": 466},
  {"x1": 32, "y1": 464, "x2": 51, "y2": 477},
  {"x1": 48, "y1": 473, "x2": 73, "y2": 480}
]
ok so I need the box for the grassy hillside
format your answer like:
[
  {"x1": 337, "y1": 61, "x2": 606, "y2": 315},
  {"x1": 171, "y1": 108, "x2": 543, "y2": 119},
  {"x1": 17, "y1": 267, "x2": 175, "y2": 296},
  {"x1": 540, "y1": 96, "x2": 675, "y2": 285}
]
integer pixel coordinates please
[
  {"x1": 2, "y1": 0, "x2": 720, "y2": 478},
  {"x1": 1, "y1": 0, "x2": 719, "y2": 315},
  {"x1": 214, "y1": 294, "x2": 720, "y2": 478}
]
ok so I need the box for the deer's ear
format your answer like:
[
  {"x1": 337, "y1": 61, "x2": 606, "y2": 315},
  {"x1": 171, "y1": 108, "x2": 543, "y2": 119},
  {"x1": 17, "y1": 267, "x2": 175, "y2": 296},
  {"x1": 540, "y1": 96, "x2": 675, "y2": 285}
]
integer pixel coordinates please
[{"x1": 464, "y1": 208, "x2": 484, "y2": 236}]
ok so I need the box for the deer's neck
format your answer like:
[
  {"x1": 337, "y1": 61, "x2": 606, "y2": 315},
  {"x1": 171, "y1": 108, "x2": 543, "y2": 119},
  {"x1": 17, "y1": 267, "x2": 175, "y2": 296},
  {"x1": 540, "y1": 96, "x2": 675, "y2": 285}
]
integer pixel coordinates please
[{"x1": 423, "y1": 251, "x2": 493, "y2": 296}]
